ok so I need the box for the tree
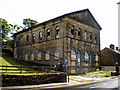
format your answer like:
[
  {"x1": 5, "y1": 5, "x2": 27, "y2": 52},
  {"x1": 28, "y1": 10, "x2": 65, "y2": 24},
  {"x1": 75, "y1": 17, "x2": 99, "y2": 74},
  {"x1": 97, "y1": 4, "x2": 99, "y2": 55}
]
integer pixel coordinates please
[
  {"x1": 0, "y1": 18, "x2": 11, "y2": 40},
  {"x1": 9, "y1": 24, "x2": 23, "y2": 34},
  {"x1": 0, "y1": 18, "x2": 24, "y2": 53},
  {"x1": 23, "y1": 18, "x2": 39, "y2": 28}
]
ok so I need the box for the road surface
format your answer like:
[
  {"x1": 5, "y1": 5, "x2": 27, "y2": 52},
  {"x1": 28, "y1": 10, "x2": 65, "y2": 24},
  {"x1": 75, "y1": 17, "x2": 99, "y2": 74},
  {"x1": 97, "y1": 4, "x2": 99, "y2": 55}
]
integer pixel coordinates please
[{"x1": 45, "y1": 77, "x2": 120, "y2": 90}]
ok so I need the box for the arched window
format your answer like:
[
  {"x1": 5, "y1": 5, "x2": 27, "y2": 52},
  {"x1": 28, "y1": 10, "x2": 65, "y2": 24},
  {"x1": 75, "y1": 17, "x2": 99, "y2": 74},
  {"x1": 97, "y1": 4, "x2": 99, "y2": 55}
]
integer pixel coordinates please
[
  {"x1": 71, "y1": 49, "x2": 76, "y2": 60},
  {"x1": 77, "y1": 50, "x2": 81, "y2": 67},
  {"x1": 95, "y1": 53, "x2": 99, "y2": 66},
  {"x1": 95, "y1": 53, "x2": 98, "y2": 61},
  {"x1": 38, "y1": 51, "x2": 42, "y2": 60},
  {"x1": 55, "y1": 26, "x2": 60, "y2": 39},
  {"x1": 46, "y1": 29, "x2": 50, "y2": 40},
  {"x1": 46, "y1": 50, "x2": 50, "y2": 60},
  {"x1": 55, "y1": 49, "x2": 59, "y2": 59},
  {"x1": 25, "y1": 52, "x2": 28, "y2": 60},
  {"x1": 84, "y1": 30, "x2": 87, "y2": 41},
  {"x1": 78, "y1": 28, "x2": 81, "y2": 38},
  {"x1": 26, "y1": 35, "x2": 29, "y2": 42},
  {"x1": 31, "y1": 52, "x2": 35, "y2": 60},
  {"x1": 84, "y1": 51, "x2": 89, "y2": 60},
  {"x1": 90, "y1": 32, "x2": 92, "y2": 42},
  {"x1": 84, "y1": 51, "x2": 89, "y2": 65},
  {"x1": 32, "y1": 33, "x2": 35, "y2": 43},
  {"x1": 39, "y1": 31, "x2": 42, "y2": 41},
  {"x1": 16, "y1": 39, "x2": 19, "y2": 47},
  {"x1": 89, "y1": 53, "x2": 92, "y2": 66},
  {"x1": 71, "y1": 26, "x2": 74, "y2": 38},
  {"x1": 94, "y1": 34, "x2": 97, "y2": 43}
]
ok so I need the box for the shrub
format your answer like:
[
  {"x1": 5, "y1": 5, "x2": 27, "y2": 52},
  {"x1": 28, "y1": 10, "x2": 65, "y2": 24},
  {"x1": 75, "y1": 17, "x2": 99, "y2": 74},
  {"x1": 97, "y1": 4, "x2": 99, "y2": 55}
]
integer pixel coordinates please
[{"x1": 102, "y1": 71, "x2": 111, "y2": 77}]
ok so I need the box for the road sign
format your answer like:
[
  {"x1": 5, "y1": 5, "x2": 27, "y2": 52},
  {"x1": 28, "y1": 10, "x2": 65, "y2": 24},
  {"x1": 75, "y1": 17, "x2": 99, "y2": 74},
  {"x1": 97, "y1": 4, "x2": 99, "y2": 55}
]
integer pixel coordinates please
[{"x1": 64, "y1": 59, "x2": 68, "y2": 65}]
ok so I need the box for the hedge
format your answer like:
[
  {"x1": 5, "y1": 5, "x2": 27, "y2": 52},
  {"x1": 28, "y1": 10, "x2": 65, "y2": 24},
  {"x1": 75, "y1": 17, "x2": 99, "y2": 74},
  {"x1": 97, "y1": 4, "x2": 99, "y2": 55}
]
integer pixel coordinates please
[{"x1": 2, "y1": 73, "x2": 66, "y2": 86}]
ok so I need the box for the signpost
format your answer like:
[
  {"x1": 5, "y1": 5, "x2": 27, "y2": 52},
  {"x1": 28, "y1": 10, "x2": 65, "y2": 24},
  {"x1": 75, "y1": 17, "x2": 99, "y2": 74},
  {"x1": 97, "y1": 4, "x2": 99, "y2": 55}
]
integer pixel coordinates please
[{"x1": 64, "y1": 59, "x2": 69, "y2": 82}]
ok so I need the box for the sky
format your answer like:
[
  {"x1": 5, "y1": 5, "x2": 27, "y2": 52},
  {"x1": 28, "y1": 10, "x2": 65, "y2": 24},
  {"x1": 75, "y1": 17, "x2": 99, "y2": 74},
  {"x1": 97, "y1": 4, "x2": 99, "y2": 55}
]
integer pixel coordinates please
[{"x1": 0, "y1": 0, "x2": 119, "y2": 50}]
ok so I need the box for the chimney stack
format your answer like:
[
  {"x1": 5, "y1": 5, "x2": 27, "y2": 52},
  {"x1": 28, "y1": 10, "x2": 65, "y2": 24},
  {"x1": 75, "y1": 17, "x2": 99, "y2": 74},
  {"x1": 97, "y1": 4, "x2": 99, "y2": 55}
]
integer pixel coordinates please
[
  {"x1": 110, "y1": 44, "x2": 114, "y2": 50},
  {"x1": 116, "y1": 47, "x2": 118, "y2": 51}
]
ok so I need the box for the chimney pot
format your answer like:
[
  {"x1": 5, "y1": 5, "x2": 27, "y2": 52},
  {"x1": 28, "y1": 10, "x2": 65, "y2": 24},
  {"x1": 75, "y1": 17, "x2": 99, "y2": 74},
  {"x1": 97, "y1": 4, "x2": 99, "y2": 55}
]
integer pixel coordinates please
[{"x1": 110, "y1": 44, "x2": 114, "y2": 50}]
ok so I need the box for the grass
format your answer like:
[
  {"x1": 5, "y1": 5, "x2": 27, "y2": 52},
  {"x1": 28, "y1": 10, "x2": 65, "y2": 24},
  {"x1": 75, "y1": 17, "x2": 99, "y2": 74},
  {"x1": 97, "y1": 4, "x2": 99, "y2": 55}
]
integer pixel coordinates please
[
  {"x1": 0, "y1": 56, "x2": 21, "y2": 70},
  {"x1": 0, "y1": 56, "x2": 59, "y2": 75},
  {"x1": 0, "y1": 56, "x2": 20, "y2": 66},
  {"x1": 85, "y1": 70, "x2": 112, "y2": 77},
  {"x1": 0, "y1": 56, "x2": 43, "y2": 75}
]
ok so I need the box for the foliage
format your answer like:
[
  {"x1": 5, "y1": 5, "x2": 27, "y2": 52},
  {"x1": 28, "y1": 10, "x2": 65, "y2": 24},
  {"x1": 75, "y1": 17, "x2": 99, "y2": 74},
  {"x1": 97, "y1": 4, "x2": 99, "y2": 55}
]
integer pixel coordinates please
[
  {"x1": 6, "y1": 39, "x2": 14, "y2": 48},
  {"x1": 102, "y1": 71, "x2": 111, "y2": 77},
  {"x1": 0, "y1": 18, "x2": 23, "y2": 41},
  {"x1": 85, "y1": 70, "x2": 105, "y2": 75},
  {"x1": 0, "y1": 18, "x2": 11, "y2": 40},
  {"x1": 85, "y1": 70, "x2": 111, "y2": 77},
  {"x1": 9, "y1": 24, "x2": 23, "y2": 34},
  {"x1": 23, "y1": 18, "x2": 39, "y2": 28}
]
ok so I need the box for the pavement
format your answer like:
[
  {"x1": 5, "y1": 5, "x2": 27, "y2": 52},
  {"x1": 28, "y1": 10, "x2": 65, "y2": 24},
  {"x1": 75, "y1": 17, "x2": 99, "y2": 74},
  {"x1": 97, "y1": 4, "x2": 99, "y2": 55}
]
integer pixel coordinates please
[{"x1": 1, "y1": 75, "x2": 118, "y2": 90}]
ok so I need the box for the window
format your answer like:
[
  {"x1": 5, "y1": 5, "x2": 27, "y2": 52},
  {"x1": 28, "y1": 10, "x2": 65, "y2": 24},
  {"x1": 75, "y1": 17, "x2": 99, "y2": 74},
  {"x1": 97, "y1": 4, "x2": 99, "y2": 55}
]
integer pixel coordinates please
[
  {"x1": 95, "y1": 53, "x2": 99, "y2": 66},
  {"x1": 95, "y1": 34, "x2": 97, "y2": 43},
  {"x1": 16, "y1": 39, "x2": 19, "y2": 47},
  {"x1": 84, "y1": 30, "x2": 87, "y2": 41},
  {"x1": 84, "y1": 51, "x2": 89, "y2": 60},
  {"x1": 77, "y1": 50, "x2": 81, "y2": 67},
  {"x1": 89, "y1": 53, "x2": 92, "y2": 66},
  {"x1": 84, "y1": 51, "x2": 89, "y2": 66},
  {"x1": 25, "y1": 52, "x2": 28, "y2": 60},
  {"x1": 46, "y1": 50, "x2": 50, "y2": 60},
  {"x1": 55, "y1": 49, "x2": 59, "y2": 59},
  {"x1": 26, "y1": 35, "x2": 29, "y2": 42},
  {"x1": 39, "y1": 31, "x2": 42, "y2": 41},
  {"x1": 31, "y1": 52, "x2": 35, "y2": 60},
  {"x1": 71, "y1": 49, "x2": 76, "y2": 60},
  {"x1": 38, "y1": 51, "x2": 42, "y2": 60},
  {"x1": 46, "y1": 29, "x2": 50, "y2": 40},
  {"x1": 78, "y1": 28, "x2": 81, "y2": 38},
  {"x1": 20, "y1": 38, "x2": 22, "y2": 46},
  {"x1": 71, "y1": 26, "x2": 74, "y2": 38},
  {"x1": 90, "y1": 32, "x2": 92, "y2": 42},
  {"x1": 95, "y1": 53, "x2": 98, "y2": 61},
  {"x1": 55, "y1": 26, "x2": 60, "y2": 39},
  {"x1": 32, "y1": 33, "x2": 35, "y2": 43}
]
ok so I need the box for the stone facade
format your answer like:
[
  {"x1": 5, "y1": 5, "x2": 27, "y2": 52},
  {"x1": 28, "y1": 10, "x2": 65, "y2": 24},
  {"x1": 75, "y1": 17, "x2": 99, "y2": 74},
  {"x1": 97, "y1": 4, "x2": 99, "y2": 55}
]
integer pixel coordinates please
[
  {"x1": 14, "y1": 9, "x2": 102, "y2": 74},
  {"x1": 101, "y1": 47, "x2": 120, "y2": 66}
]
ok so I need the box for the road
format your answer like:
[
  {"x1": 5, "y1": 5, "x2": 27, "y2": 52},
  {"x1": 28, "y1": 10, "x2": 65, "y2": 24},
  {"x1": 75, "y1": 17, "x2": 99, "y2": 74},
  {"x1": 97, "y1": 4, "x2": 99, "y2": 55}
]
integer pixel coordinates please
[{"x1": 45, "y1": 77, "x2": 120, "y2": 90}]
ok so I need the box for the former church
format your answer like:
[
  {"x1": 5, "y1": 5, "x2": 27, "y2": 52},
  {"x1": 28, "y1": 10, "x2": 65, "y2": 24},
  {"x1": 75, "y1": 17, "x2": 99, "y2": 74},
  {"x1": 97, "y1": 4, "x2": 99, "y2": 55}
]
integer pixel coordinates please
[{"x1": 14, "y1": 9, "x2": 102, "y2": 74}]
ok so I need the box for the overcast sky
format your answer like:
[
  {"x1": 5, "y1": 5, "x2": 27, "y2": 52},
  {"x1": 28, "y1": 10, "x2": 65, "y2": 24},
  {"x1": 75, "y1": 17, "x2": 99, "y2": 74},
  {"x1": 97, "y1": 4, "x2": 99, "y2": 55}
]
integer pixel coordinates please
[{"x1": 0, "y1": 0, "x2": 119, "y2": 50}]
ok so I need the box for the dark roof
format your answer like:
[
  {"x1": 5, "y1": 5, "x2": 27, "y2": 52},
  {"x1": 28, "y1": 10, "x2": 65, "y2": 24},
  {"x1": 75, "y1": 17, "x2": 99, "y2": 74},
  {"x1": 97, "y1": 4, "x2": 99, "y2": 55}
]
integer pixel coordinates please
[
  {"x1": 14, "y1": 9, "x2": 102, "y2": 36},
  {"x1": 102, "y1": 47, "x2": 120, "y2": 54}
]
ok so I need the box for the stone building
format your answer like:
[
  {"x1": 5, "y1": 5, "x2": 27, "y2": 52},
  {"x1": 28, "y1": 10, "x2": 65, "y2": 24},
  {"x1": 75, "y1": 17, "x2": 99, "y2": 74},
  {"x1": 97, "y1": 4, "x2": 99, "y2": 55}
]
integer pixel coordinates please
[
  {"x1": 14, "y1": 9, "x2": 102, "y2": 74},
  {"x1": 101, "y1": 44, "x2": 120, "y2": 72}
]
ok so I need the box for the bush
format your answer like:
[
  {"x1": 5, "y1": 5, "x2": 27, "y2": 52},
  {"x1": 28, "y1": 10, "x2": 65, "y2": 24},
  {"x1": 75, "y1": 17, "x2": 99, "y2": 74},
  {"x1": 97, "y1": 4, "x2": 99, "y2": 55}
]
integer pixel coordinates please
[{"x1": 102, "y1": 71, "x2": 111, "y2": 77}]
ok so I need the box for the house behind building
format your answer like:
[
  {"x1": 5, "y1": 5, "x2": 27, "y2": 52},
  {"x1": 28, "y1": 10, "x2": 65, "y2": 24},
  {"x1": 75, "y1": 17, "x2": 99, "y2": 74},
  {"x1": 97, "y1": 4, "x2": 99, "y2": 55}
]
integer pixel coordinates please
[{"x1": 101, "y1": 44, "x2": 120, "y2": 72}]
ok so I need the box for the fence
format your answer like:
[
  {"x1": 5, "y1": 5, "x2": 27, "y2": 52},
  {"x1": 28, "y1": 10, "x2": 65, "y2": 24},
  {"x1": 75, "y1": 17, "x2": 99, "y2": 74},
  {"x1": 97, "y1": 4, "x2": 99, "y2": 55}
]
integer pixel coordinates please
[{"x1": 0, "y1": 65, "x2": 58, "y2": 74}]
